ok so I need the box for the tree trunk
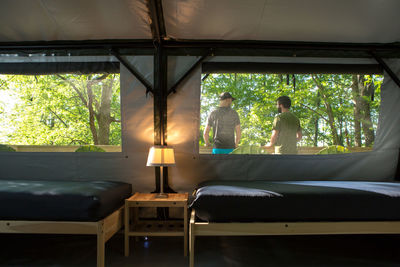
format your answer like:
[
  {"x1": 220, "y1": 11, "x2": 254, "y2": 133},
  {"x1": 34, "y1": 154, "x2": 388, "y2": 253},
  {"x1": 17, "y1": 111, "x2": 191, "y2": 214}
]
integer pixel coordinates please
[
  {"x1": 313, "y1": 76, "x2": 340, "y2": 145},
  {"x1": 358, "y1": 75, "x2": 375, "y2": 147},
  {"x1": 97, "y1": 77, "x2": 114, "y2": 145},
  {"x1": 344, "y1": 125, "x2": 351, "y2": 147},
  {"x1": 86, "y1": 80, "x2": 99, "y2": 145},
  {"x1": 313, "y1": 92, "x2": 321, "y2": 146},
  {"x1": 323, "y1": 96, "x2": 340, "y2": 145},
  {"x1": 58, "y1": 74, "x2": 116, "y2": 146},
  {"x1": 313, "y1": 117, "x2": 319, "y2": 147},
  {"x1": 351, "y1": 75, "x2": 362, "y2": 147},
  {"x1": 338, "y1": 94, "x2": 344, "y2": 146}
]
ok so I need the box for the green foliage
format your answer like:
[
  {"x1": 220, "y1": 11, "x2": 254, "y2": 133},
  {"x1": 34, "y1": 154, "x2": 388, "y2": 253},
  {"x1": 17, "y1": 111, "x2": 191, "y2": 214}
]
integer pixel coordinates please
[
  {"x1": 316, "y1": 145, "x2": 349, "y2": 154},
  {"x1": 75, "y1": 145, "x2": 106, "y2": 152},
  {"x1": 231, "y1": 145, "x2": 269, "y2": 154},
  {"x1": 0, "y1": 144, "x2": 16, "y2": 152},
  {"x1": 201, "y1": 73, "x2": 382, "y2": 150},
  {"x1": 0, "y1": 74, "x2": 121, "y2": 146}
]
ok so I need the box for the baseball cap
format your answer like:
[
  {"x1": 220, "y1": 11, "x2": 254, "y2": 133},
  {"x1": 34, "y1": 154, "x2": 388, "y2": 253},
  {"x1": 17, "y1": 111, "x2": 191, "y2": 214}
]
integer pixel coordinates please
[{"x1": 219, "y1": 92, "x2": 236, "y2": 101}]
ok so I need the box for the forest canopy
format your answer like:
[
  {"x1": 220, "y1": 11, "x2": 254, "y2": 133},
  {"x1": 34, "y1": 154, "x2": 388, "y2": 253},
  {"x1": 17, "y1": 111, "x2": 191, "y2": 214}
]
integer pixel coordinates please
[
  {"x1": 0, "y1": 73, "x2": 121, "y2": 152},
  {"x1": 200, "y1": 73, "x2": 382, "y2": 155}
]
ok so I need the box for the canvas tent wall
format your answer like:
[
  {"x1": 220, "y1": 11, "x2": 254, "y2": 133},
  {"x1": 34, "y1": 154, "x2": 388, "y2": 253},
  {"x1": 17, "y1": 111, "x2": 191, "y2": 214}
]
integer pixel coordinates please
[
  {"x1": 1, "y1": 0, "x2": 399, "y2": 43},
  {"x1": 0, "y1": 0, "x2": 400, "y2": 193}
]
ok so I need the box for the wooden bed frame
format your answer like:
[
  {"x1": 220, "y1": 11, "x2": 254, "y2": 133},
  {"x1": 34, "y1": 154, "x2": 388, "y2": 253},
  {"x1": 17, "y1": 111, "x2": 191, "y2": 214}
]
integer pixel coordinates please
[
  {"x1": 189, "y1": 210, "x2": 400, "y2": 267},
  {"x1": 0, "y1": 205, "x2": 124, "y2": 267}
]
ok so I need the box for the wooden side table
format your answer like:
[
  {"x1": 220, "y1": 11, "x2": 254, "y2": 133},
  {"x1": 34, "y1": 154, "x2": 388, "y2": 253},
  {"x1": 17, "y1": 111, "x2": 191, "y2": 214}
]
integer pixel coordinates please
[{"x1": 124, "y1": 192, "x2": 189, "y2": 257}]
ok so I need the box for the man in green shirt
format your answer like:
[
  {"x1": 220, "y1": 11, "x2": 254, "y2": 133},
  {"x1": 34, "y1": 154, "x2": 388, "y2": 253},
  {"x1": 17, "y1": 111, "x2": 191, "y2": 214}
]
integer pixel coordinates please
[{"x1": 268, "y1": 96, "x2": 302, "y2": 154}]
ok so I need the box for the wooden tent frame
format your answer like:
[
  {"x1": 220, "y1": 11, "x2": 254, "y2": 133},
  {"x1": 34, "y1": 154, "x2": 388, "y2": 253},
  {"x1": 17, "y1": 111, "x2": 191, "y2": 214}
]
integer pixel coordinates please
[
  {"x1": 189, "y1": 210, "x2": 400, "y2": 267},
  {"x1": 0, "y1": 206, "x2": 124, "y2": 267}
]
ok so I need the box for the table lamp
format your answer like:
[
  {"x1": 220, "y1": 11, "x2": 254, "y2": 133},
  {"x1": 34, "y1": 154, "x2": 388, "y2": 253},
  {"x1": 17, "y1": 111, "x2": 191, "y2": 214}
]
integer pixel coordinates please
[{"x1": 146, "y1": 146, "x2": 176, "y2": 198}]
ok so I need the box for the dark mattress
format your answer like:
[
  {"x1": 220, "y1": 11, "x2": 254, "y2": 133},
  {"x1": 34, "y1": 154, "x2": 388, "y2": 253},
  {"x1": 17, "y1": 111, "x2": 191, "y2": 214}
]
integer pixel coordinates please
[
  {"x1": 0, "y1": 179, "x2": 132, "y2": 221},
  {"x1": 190, "y1": 180, "x2": 400, "y2": 222}
]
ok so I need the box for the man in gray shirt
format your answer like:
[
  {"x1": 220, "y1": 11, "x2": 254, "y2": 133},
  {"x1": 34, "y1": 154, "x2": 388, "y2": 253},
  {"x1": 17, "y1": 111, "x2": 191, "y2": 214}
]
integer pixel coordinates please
[{"x1": 203, "y1": 92, "x2": 241, "y2": 154}]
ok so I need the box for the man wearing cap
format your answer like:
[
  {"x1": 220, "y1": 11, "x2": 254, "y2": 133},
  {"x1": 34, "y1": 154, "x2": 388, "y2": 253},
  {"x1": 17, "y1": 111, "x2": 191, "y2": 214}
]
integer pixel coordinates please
[{"x1": 203, "y1": 92, "x2": 241, "y2": 154}]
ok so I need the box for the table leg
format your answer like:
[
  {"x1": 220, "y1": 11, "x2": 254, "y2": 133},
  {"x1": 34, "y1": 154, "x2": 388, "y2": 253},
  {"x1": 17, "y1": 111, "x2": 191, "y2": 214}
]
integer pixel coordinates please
[
  {"x1": 184, "y1": 205, "x2": 188, "y2": 257},
  {"x1": 124, "y1": 204, "x2": 129, "y2": 257},
  {"x1": 133, "y1": 207, "x2": 139, "y2": 242}
]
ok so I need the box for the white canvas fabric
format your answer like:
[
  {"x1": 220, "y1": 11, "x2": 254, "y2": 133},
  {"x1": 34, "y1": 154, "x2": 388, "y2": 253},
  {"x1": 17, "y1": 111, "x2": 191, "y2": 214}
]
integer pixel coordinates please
[
  {"x1": 167, "y1": 56, "x2": 400, "y2": 191},
  {"x1": 0, "y1": 1, "x2": 399, "y2": 194},
  {"x1": 374, "y1": 59, "x2": 400, "y2": 151},
  {"x1": 0, "y1": 55, "x2": 398, "y2": 193},
  {"x1": 0, "y1": 56, "x2": 155, "y2": 192},
  {"x1": 0, "y1": 0, "x2": 151, "y2": 42},
  {"x1": 1, "y1": 0, "x2": 399, "y2": 43},
  {"x1": 163, "y1": 0, "x2": 400, "y2": 43}
]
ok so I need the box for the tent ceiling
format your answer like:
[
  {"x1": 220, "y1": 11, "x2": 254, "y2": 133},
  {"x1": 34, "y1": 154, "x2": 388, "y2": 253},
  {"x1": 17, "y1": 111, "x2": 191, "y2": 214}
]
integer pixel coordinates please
[
  {"x1": 0, "y1": 0, "x2": 151, "y2": 42},
  {"x1": 0, "y1": 0, "x2": 399, "y2": 44},
  {"x1": 164, "y1": 0, "x2": 400, "y2": 43}
]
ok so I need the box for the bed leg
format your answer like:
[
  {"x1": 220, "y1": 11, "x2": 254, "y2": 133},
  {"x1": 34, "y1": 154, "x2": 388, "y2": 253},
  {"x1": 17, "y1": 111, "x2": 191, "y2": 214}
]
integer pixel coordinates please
[
  {"x1": 184, "y1": 204, "x2": 188, "y2": 257},
  {"x1": 124, "y1": 203, "x2": 130, "y2": 257},
  {"x1": 97, "y1": 221, "x2": 105, "y2": 267},
  {"x1": 189, "y1": 210, "x2": 196, "y2": 267}
]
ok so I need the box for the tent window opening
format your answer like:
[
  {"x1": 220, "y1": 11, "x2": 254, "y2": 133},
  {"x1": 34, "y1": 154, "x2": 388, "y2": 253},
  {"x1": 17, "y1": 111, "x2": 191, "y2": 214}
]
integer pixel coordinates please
[
  {"x1": 200, "y1": 64, "x2": 383, "y2": 155},
  {"x1": 0, "y1": 62, "x2": 121, "y2": 153}
]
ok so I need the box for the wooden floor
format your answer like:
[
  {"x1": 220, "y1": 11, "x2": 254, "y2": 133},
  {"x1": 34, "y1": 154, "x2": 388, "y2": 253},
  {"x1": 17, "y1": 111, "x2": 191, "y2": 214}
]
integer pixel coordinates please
[{"x1": 0, "y1": 233, "x2": 399, "y2": 266}]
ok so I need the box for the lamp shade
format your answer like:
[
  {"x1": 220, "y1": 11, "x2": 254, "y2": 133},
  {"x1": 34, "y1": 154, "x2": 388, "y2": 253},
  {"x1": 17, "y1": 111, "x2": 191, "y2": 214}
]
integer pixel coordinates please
[{"x1": 146, "y1": 146, "x2": 176, "y2": 166}]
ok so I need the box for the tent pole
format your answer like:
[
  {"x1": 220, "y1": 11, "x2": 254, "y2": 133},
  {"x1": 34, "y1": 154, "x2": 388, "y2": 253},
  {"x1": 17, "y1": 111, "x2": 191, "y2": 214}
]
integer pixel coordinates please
[
  {"x1": 164, "y1": 40, "x2": 400, "y2": 51},
  {"x1": 168, "y1": 53, "x2": 209, "y2": 95},
  {"x1": 153, "y1": 43, "x2": 167, "y2": 194},
  {"x1": 148, "y1": 0, "x2": 175, "y2": 197},
  {"x1": 148, "y1": 0, "x2": 166, "y2": 42},
  {"x1": 148, "y1": 0, "x2": 167, "y2": 195},
  {"x1": 111, "y1": 49, "x2": 154, "y2": 95},
  {"x1": 370, "y1": 51, "x2": 400, "y2": 89},
  {"x1": 1, "y1": 40, "x2": 399, "y2": 58}
]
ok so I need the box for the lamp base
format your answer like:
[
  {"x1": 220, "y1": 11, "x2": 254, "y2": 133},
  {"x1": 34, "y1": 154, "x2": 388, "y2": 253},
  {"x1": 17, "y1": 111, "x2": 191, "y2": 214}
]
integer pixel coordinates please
[{"x1": 155, "y1": 193, "x2": 168, "y2": 198}]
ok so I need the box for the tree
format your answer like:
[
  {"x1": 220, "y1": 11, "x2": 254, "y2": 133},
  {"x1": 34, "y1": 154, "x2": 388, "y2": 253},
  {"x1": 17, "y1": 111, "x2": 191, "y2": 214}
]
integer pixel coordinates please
[
  {"x1": 0, "y1": 73, "x2": 121, "y2": 146},
  {"x1": 352, "y1": 75, "x2": 362, "y2": 147},
  {"x1": 312, "y1": 75, "x2": 340, "y2": 145},
  {"x1": 200, "y1": 73, "x2": 382, "y2": 152},
  {"x1": 351, "y1": 75, "x2": 375, "y2": 147},
  {"x1": 57, "y1": 74, "x2": 120, "y2": 145}
]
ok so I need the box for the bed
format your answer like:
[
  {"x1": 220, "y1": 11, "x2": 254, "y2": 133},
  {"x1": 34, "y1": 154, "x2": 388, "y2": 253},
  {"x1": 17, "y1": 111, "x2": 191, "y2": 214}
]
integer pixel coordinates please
[
  {"x1": 189, "y1": 180, "x2": 400, "y2": 267},
  {"x1": 0, "y1": 179, "x2": 132, "y2": 267}
]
